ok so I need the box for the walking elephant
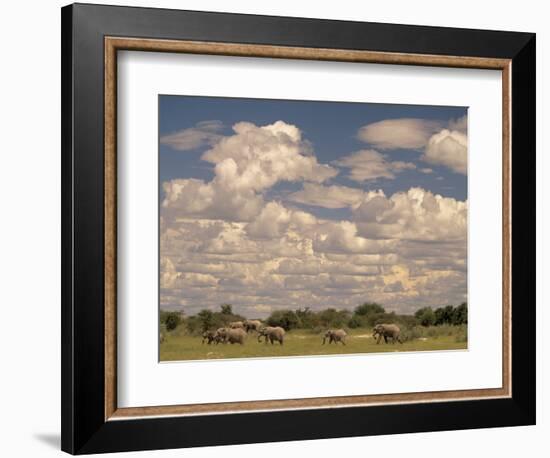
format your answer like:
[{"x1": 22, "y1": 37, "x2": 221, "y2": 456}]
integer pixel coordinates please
[
  {"x1": 372, "y1": 324, "x2": 403, "y2": 344},
  {"x1": 201, "y1": 330, "x2": 217, "y2": 345},
  {"x1": 229, "y1": 321, "x2": 245, "y2": 330},
  {"x1": 322, "y1": 329, "x2": 347, "y2": 345},
  {"x1": 257, "y1": 326, "x2": 285, "y2": 345},
  {"x1": 225, "y1": 328, "x2": 247, "y2": 345},
  {"x1": 244, "y1": 319, "x2": 263, "y2": 333}
]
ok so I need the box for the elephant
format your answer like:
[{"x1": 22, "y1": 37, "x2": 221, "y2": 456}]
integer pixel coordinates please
[
  {"x1": 229, "y1": 321, "x2": 245, "y2": 330},
  {"x1": 243, "y1": 319, "x2": 263, "y2": 333},
  {"x1": 257, "y1": 326, "x2": 285, "y2": 345},
  {"x1": 201, "y1": 330, "x2": 217, "y2": 345},
  {"x1": 372, "y1": 324, "x2": 403, "y2": 344},
  {"x1": 322, "y1": 329, "x2": 347, "y2": 345},
  {"x1": 225, "y1": 328, "x2": 247, "y2": 345},
  {"x1": 214, "y1": 327, "x2": 229, "y2": 344}
]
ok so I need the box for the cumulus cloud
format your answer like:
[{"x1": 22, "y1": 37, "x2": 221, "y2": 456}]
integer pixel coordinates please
[
  {"x1": 287, "y1": 183, "x2": 366, "y2": 209},
  {"x1": 334, "y1": 149, "x2": 416, "y2": 181},
  {"x1": 162, "y1": 121, "x2": 337, "y2": 222},
  {"x1": 313, "y1": 220, "x2": 397, "y2": 254},
  {"x1": 202, "y1": 121, "x2": 337, "y2": 191},
  {"x1": 161, "y1": 186, "x2": 467, "y2": 314},
  {"x1": 357, "y1": 118, "x2": 442, "y2": 150},
  {"x1": 160, "y1": 120, "x2": 224, "y2": 151},
  {"x1": 422, "y1": 129, "x2": 468, "y2": 174},
  {"x1": 353, "y1": 187, "x2": 467, "y2": 242},
  {"x1": 160, "y1": 119, "x2": 467, "y2": 316}
]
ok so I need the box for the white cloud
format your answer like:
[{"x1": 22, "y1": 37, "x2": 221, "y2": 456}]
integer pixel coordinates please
[
  {"x1": 357, "y1": 118, "x2": 442, "y2": 150},
  {"x1": 287, "y1": 183, "x2": 366, "y2": 209},
  {"x1": 162, "y1": 121, "x2": 337, "y2": 222},
  {"x1": 334, "y1": 149, "x2": 416, "y2": 181},
  {"x1": 162, "y1": 178, "x2": 264, "y2": 222},
  {"x1": 160, "y1": 120, "x2": 224, "y2": 151},
  {"x1": 160, "y1": 120, "x2": 467, "y2": 315},
  {"x1": 202, "y1": 121, "x2": 337, "y2": 192},
  {"x1": 422, "y1": 129, "x2": 468, "y2": 174},
  {"x1": 313, "y1": 220, "x2": 397, "y2": 254},
  {"x1": 160, "y1": 185, "x2": 468, "y2": 315},
  {"x1": 353, "y1": 187, "x2": 467, "y2": 242},
  {"x1": 246, "y1": 201, "x2": 292, "y2": 239}
]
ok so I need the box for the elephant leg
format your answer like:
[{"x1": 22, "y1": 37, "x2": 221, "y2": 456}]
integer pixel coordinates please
[{"x1": 376, "y1": 334, "x2": 381, "y2": 344}]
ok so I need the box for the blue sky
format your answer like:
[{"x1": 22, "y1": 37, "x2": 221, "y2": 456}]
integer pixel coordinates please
[{"x1": 159, "y1": 95, "x2": 467, "y2": 209}]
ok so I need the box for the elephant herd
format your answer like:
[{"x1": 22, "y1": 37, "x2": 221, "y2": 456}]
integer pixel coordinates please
[
  {"x1": 202, "y1": 320, "x2": 286, "y2": 346},
  {"x1": 199, "y1": 320, "x2": 403, "y2": 346}
]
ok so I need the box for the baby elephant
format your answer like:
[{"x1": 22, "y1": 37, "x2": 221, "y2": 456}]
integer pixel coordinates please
[
  {"x1": 322, "y1": 329, "x2": 347, "y2": 345},
  {"x1": 257, "y1": 326, "x2": 285, "y2": 345},
  {"x1": 214, "y1": 327, "x2": 229, "y2": 344},
  {"x1": 372, "y1": 324, "x2": 403, "y2": 344},
  {"x1": 201, "y1": 330, "x2": 217, "y2": 345}
]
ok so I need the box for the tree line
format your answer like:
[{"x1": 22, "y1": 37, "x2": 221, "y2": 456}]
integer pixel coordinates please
[{"x1": 161, "y1": 302, "x2": 467, "y2": 334}]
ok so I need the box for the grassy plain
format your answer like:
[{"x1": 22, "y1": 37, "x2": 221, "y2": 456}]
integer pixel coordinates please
[{"x1": 160, "y1": 327, "x2": 467, "y2": 362}]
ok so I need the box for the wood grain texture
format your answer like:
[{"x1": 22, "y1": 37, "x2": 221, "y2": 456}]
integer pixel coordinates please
[
  {"x1": 105, "y1": 39, "x2": 117, "y2": 420},
  {"x1": 502, "y1": 62, "x2": 512, "y2": 397},
  {"x1": 106, "y1": 37, "x2": 510, "y2": 69},
  {"x1": 104, "y1": 37, "x2": 512, "y2": 420}
]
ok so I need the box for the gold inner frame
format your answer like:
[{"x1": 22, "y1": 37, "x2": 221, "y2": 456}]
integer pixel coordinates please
[{"x1": 104, "y1": 37, "x2": 512, "y2": 420}]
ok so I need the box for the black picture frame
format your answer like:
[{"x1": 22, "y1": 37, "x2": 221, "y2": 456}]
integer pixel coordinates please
[{"x1": 61, "y1": 3, "x2": 535, "y2": 454}]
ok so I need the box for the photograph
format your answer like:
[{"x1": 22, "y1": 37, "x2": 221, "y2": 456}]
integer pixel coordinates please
[
  {"x1": 55, "y1": 2, "x2": 535, "y2": 454},
  {"x1": 158, "y1": 95, "x2": 469, "y2": 361}
]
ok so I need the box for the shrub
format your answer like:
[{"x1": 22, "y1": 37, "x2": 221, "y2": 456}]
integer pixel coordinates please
[
  {"x1": 452, "y1": 303, "x2": 468, "y2": 325},
  {"x1": 220, "y1": 304, "x2": 233, "y2": 315},
  {"x1": 164, "y1": 312, "x2": 181, "y2": 331},
  {"x1": 354, "y1": 302, "x2": 385, "y2": 316},
  {"x1": 295, "y1": 308, "x2": 319, "y2": 329},
  {"x1": 316, "y1": 308, "x2": 351, "y2": 328},
  {"x1": 415, "y1": 307, "x2": 435, "y2": 327},
  {"x1": 347, "y1": 315, "x2": 365, "y2": 329},
  {"x1": 400, "y1": 326, "x2": 423, "y2": 341},
  {"x1": 266, "y1": 310, "x2": 301, "y2": 330}
]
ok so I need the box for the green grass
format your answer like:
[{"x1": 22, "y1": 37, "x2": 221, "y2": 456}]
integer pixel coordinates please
[{"x1": 160, "y1": 327, "x2": 467, "y2": 362}]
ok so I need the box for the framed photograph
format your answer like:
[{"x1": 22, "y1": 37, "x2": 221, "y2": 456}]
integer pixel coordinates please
[{"x1": 61, "y1": 3, "x2": 536, "y2": 454}]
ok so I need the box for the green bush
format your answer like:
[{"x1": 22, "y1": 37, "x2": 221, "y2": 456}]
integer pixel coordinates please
[
  {"x1": 164, "y1": 312, "x2": 181, "y2": 331},
  {"x1": 184, "y1": 305, "x2": 246, "y2": 335},
  {"x1": 354, "y1": 302, "x2": 385, "y2": 316},
  {"x1": 266, "y1": 310, "x2": 301, "y2": 330},
  {"x1": 347, "y1": 315, "x2": 365, "y2": 329},
  {"x1": 415, "y1": 307, "x2": 435, "y2": 326}
]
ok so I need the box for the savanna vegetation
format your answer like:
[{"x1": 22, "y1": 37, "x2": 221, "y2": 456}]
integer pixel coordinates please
[{"x1": 159, "y1": 302, "x2": 468, "y2": 361}]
